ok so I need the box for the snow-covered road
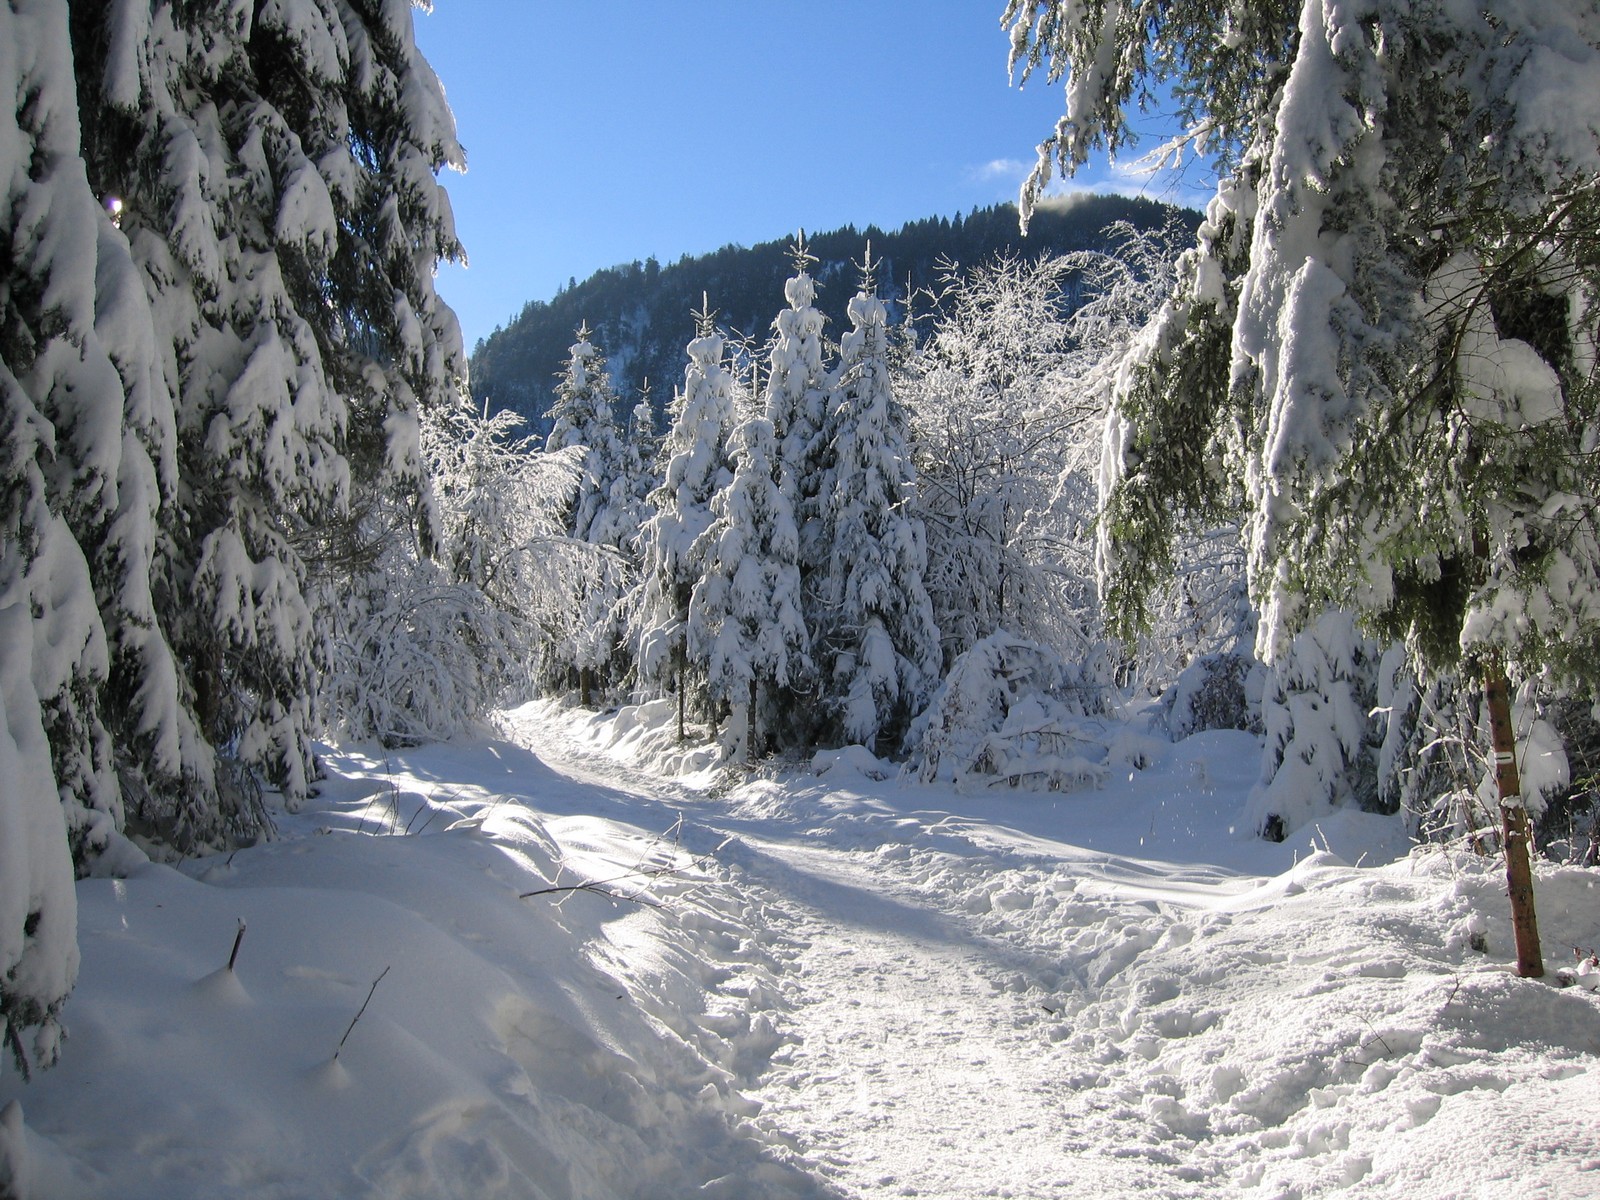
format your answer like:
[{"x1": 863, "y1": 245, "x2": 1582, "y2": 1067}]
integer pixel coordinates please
[
  {"x1": 740, "y1": 843, "x2": 1165, "y2": 1199},
  {"x1": 512, "y1": 702, "x2": 1600, "y2": 1200},
  {"x1": 507, "y1": 706, "x2": 1182, "y2": 1196},
  {"x1": 7, "y1": 701, "x2": 1598, "y2": 1199}
]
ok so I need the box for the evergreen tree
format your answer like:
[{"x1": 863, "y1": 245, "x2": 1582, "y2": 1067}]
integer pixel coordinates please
[
  {"x1": 633, "y1": 303, "x2": 736, "y2": 733},
  {"x1": 612, "y1": 381, "x2": 661, "y2": 558},
  {"x1": 543, "y1": 327, "x2": 629, "y2": 700},
  {"x1": 688, "y1": 415, "x2": 809, "y2": 760},
  {"x1": 67, "y1": 0, "x2": 466, "y2": 847},
  {"x1": 808, "y1": 254, "x2": 940, "y2": 751},
  {"x1": 1, "y1": 0, "x2": 105, "y2": 1075},
  {"x1": 763, "y1": 236, "x2": 831, "y2": 538},
  {"x1": 546, "y1": 324, "x2": 623, "y2": 542},
  {"x1": 1013, "y1": 0, "x2": 1600, "y2": 975}
]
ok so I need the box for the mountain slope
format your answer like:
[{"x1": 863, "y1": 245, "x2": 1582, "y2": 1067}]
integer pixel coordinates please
[{"x1": 469, "y1": 195, "x2": 1198, "y2": 434}]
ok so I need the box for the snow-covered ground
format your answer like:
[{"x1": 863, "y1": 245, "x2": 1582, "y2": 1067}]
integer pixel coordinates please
[{"x1": 4, "y1": 701, "x2": 1599, "y2": 1199}]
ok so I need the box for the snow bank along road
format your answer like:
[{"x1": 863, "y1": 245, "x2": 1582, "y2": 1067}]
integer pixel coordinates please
[{"x1": 5, "y1": 700, "x2": 1598, "y2": 1198}]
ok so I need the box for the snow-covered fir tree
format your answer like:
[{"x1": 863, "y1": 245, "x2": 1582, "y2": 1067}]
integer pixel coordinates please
[
  {"x1": 763, "y1": 237, "x2": 831, "y2": 548},
  {"x1": 546, "y1": 324, "x2": 624, "y2": 542},
  {"x1": 808, "y1": 254, "x2": 941, "y2": 751},
  {"x1": 66, "y1": 0, "x2": 466, "y2": 847},
  {"x1": 542, "y1": 328, "x2": 631, "y2": 700},
  {"x1": 607, "y1": 382, "x2": 661, "y2": 561},
  {"x1": 1244, "y1": 610, "x2": 1384, "y2": 840},
  {"x1": 688, "y1": 415, "x2": 809, "y2": 760},
  {"x1": 1016, "y1": 0, "x2": 1600, "y2": 972},
  {"x1": 633, "y1": 304, "x2": 736, "y2": 732},
  {"x1": 0, "y1": 0, "x2": 107, "y2": 1077}
]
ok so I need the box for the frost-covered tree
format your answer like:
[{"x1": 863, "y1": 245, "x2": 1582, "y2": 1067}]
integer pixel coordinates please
[
  {"x1": 688, "y1": 416, "x2": 809, "y2": 760},
  {"x1": 319, "y1": 393, "x2": 582, "y2": 745},
  {"x1": 1012, "y1": 0, "x2": 1600, "y2": 975},
  {"x1": 764, "y1": 237, "x2": 831, "y2": 545},
  {"x1": 542, "y1": 328, "x2": 631, "y2": 701},
  {"x1": 808, "y1": 258, "x2": 941, "y2": 751},
  {"x1": 633, "y1": 306, "x2": 736, "y2": 734},
  {"x1": 68, "y1": 0, "x2": 466, "y2": 846},
  {"x1": 546, "y1": 324, "x2": 623, "y2": 541},
  {"x1": 902, "y1": 251, "x2": 1089, "y2": 662},
  {"x1": 1, "y1": 0, "x2": 103, "y2": 1075}
]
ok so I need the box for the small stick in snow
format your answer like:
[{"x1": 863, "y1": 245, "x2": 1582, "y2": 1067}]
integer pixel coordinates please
[
  {"x1": 227, "y1": 920, "x2": 247, "y2": 972},
  {"x1": 333, "y1": 966, "x2": 391, "y2": 1061},
  {"x1": 518, "y1": 836, "x2": 732, "y2": 904}
]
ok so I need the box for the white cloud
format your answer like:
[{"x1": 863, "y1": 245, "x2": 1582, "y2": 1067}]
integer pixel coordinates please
[{"x1": 969, "y1": 157, "x2": 1030, "y2": 183}]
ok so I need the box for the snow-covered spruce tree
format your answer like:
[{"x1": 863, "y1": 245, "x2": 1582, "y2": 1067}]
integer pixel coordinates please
[
  {"x1": 764, "y1": 236, "x2": 831, "y2": 559},
  {"x1": 542, "y1": 327, "x2": 631, "y2": 702},
  {"x1": 633, "y1": 304, "x2": 736, "y2": 737},
  {"x1": 1012, "y1": 0, "x2": 1600, "y2": 976},
  {"x1": 546, "y1": 324, "x2": 623, "y2": 540},
  {"x1": 1244, "y1": 610, "x2": 1384, "y2": 840},
  {"x1": 0, "y1": 0, "x2": 110, "y2": 1076},
  {"x1": 69, "y1": 0, "x2": 466, "y2": 846},
  {"x1": 808, "y1": 255, "x2": 940, "y2": 752},
  {"x1": 610, "y1": 382, "x2": 661, "y2": 560},
  {"x1": 687, "y1": 415, "x2": 809, "y2": 761}
]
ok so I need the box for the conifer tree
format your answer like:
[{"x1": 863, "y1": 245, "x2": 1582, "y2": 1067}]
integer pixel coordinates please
[
  {"x1": 1, "y1": 0, "x2": 108, "y2": 1074},
  {"x1": 808, "y1": 251, "x2": 941, "y2": 751},
  {"x1": 634, "y1": 302, "x2": 735, "y2": 734},
  {"x1": 66, "y1": 0, "x2": 466, "y2": 846},
  {"x1": 546, "y1": 324, "x2": 624, "y2": 542},
  {"x1": 688, "y1": 415, "x2": 809, "y2": 760},
  {"x1": 542, "y1": 327, "x2": 630, "y2": 700},
  {"x1": 763, "y1": 236, "x2": 831, "y2": 543},
  {"x1": 1011, "y1": 0, "x2": 1600, "y2": 975}
]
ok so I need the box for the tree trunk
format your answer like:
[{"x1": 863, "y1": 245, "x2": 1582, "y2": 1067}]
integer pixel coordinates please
[
  {"x1": 1483, "y1": 660, "x2": 1544, "y2": 979},
  {"x1": 675, "y1": 651, "x2": 686, "y2": 745},
  {"x1": 747, "y1": 678, "x2": 757, "y2": 763}
]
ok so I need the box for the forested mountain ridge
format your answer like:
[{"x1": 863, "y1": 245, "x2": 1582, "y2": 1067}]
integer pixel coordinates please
[{"x1": 469, "y1": 194, "x2": 1197, "y2": 433}]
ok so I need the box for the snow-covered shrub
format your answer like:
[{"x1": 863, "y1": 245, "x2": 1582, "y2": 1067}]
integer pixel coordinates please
[
  {"x1": 1535, "y1": 698, "x2": 1600, "y2": 863},
  {"x1": 1375, "y1": 656, "x2": 1587, "y2": 855},
  {"x1": 1373, "y1": 652, "x2": 1481, "y2": 842},
  {"x1": 913, "y1": 632, "x2": 1111, "y2": 792},
  {"x1": 1162, "y1": 651, "x2": 1265, "y2": 740},
  {"x1": 1244, "y1": 611, "x2": 1384, "y2": 840},
  {"x1": 1472, "y1": 684, "x2": 1569, "y2": 828}
]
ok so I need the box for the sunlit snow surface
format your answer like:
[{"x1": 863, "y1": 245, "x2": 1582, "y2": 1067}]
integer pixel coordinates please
[{"x1": 5, "y1": 701, "x2": 1599, "y2": 1198}]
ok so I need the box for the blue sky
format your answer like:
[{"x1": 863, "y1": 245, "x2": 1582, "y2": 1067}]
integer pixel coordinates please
[{"x1": 414, "y1": 3, "x2": 1212, "y2": 351}]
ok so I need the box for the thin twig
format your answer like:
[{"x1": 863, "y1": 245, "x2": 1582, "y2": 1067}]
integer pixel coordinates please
[
  {"x1": 519, "y1": 836, "x2": 732, "y2": 903},
  {"x1": 525, "y1": 882, "x2": 665, "y2": 908},
  {"x1": 227, "y1": 920, "x2": 247, "y2": 972},
  {"x1": 334, "y1": 966, "x2": 391, "y2": 1061}
]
